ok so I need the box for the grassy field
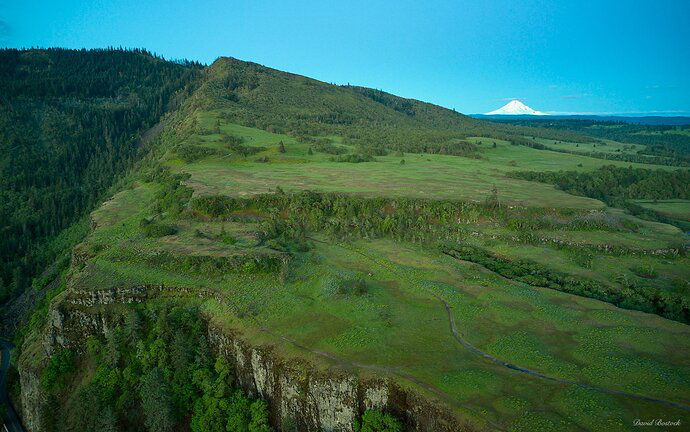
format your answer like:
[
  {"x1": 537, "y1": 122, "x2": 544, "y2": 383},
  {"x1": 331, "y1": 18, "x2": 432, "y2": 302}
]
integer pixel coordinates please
[
  {"x1": 166, "y1": 111, "x2": 678, "y2": 210},
  {"x1": 57, "y1": 98, "x2": 690, "y2": 431},
  {"x1": 70, "y1": 159, "x2": 690, "y2": 431},
  {"x1": 633, "y1": 200, "x2": 690, "y2": 222}
]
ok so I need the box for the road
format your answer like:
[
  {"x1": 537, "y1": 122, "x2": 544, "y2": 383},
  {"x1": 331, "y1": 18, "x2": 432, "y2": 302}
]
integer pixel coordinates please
[{"x1": 0, "y1": 339, "x2": 24, "y2": 432}]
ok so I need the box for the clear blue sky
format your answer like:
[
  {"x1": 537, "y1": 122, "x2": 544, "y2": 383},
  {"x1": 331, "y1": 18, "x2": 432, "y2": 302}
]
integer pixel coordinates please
[{"x1": 2, "y1": 0, "x2": 689, "y2": 114}]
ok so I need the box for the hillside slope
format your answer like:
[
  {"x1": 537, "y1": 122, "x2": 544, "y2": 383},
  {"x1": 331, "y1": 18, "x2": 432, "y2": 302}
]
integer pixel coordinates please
[
  {"x1": 7, "y1": 54, "x2": 690, "y2": 432},
  {"x1": 191, "y1": 57, "x2": 591, "y2": 152},
  {"x1": 0, "y1": 48, "x2": 201, "y2": 308}
]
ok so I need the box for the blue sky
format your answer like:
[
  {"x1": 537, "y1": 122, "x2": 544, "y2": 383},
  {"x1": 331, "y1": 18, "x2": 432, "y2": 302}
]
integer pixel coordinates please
[{"x1": 2, "y1": 0, "x2": 689, "y2": 114}]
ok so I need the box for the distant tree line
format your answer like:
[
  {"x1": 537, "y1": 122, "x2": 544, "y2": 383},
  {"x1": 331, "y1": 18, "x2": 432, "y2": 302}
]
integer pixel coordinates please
[
  {"x1": 509, "y1": 165, "x2": 690, "y2": 229},
  {"x1": 492, "y1": 119, "x2": 690, "y2": 165}
]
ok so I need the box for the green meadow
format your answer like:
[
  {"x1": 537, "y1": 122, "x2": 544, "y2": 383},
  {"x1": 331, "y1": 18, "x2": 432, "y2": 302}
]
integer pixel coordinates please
[
  {"x1": 74, "y1": 180, "x2": 690, "y2": 431},
  {"x1": 170, "y1": 111, "x2": 676, "y2": 209},
  {"x1": 10, "y1": 50, "x2": 690, "y2": 432},
  {"x1": 65, "y1": 101, "x2": 690, "y2": 430},
  {"x1": 632, "y1": 200, "x2": 690, "y2": 222}
]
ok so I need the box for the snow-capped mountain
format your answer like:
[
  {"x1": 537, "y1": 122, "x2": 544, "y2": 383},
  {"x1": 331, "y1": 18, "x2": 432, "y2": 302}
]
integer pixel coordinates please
[{"x1": 485, "y1": 100, "x2": 547, "y2": 115}]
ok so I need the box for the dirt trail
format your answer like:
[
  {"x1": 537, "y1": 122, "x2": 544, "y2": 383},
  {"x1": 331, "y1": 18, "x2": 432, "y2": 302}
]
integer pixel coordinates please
[
  {"x1": 439, "y1": 297, "x2": 690, "y2": 412},
  {"x1": 323, "y1": 239, "x2": 690, "y2": 413}
]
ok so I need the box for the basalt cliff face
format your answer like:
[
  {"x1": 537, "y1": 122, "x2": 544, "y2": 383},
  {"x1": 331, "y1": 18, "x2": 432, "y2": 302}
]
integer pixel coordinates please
[{"x1": 17, "y1": 284, "x2": 473, "y2": 432}]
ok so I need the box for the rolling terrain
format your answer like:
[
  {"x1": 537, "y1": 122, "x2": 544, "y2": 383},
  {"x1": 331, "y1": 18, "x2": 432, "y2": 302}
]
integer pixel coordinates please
[{"x1": 3, "y1": 51, "x2": 690, "y2": 432}]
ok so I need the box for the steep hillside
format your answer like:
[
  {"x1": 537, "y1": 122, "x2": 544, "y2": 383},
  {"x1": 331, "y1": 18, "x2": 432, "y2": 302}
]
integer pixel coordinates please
[
  {"x1": 190, "y1": 57, "x2": 592, "y2": 153},
  {"x1": 0, "y1": 48, "x2": 201, "y2": 307}
]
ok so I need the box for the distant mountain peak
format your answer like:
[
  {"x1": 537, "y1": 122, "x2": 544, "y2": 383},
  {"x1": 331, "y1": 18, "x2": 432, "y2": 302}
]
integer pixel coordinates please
[{"x1": 486, "y1": 100, "x2": 547, "y2": 115}]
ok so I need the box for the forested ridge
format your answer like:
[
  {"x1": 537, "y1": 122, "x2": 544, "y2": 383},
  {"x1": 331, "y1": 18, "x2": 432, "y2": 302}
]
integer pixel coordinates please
[{"x1": 0, "y1": 48, "x2": 201, "y2": 303}]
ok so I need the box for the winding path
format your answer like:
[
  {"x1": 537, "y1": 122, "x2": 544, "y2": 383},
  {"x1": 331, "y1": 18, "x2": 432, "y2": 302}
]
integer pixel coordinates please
[
  {"x1": 0, "y1": 339, "x2": 24, "y2": 432},
  {"x1": 321, "y1": 239, "x2": 690, "y2": 413},
  {"x1": 438, "y1": 297, "x2": 690, "y2": 412},
  {"x1": 255, "y1": 326, "x2": 508, "y2": 431}
]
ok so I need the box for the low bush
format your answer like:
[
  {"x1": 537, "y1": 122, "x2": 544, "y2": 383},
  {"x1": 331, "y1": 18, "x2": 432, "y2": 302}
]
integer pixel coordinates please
[
  {"x1": 329, "y1": 153, "x2": 375, "y2": 163},
  {"x1": 312, "y1": 140, "x2": 350, "y2": 155},
  {"x1": 353, "y1": 410, "x2": 403, "y2": 432},
  {"x1": 176, "y1": 144, "x2": 219, "y2": 163},
  {"x1": 140, "y1": 219, "x2": 178, "y2": 237},
  {"x1": 630, "y1": 264, "x2": 658, "y2": 279}
]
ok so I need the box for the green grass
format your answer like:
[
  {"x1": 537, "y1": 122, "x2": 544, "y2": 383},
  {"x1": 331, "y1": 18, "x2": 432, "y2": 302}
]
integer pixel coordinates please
[
  {"x1": 166, "y1": 113, "x2": 682, "y2": 211},
  {"x1": 74, "y1": 193, "x2": 690, "y2": 430},
  {"x1": 60, "y1": 104, "x2": 690, "y2": 431},
  {"x1": 172, "y1": 117, "x2": 690, "y2": 250},
  {"x1": 632, "y1": 199, "x2": 690, "y2": 222},
  {"x1": 534, "y1": 137, "x2": 646, "y2": 155}
]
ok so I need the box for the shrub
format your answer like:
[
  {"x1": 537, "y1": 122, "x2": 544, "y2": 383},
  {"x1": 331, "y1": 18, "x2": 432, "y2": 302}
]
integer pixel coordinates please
[
  {"x1": 335, "y1": 277, "x2": 368, "y2": 296},
  {"x1": 330, "y1": 153, "x2": 375, "y2": 163},
  {"x1": 176, "y1": 144, "x2": 219, "y2": 163},
  {"x1": 223, "y1": 135, "x2": 266, "y2": 156},
  {"x1": 140, "y1": 219, "x2": 178, "y2": 237},
  {"x1": 311, "y1": 140, "x2": 349, "y2": 155},
  {"x1": 353, "y1": 410, "x2": 403, "y2": 432},
  {"x1": 630, "y1": 263, "x2": 658, "y2": 279},
  {"x1": 41, "y1": 349, "x2": 75, "y2": 394}
]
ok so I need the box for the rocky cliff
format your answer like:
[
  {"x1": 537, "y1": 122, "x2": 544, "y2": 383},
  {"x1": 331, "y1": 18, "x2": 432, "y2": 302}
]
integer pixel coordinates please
[{"x1": 18, "y1": 285, "x2": 476, "y2": 432}]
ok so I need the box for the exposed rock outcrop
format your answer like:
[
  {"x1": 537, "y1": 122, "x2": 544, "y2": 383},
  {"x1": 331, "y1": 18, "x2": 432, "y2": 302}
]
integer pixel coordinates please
[
  {"x1": 18, "y1": 363, "x2": 46, "y2": 432},
  {"x1": 19, "y1": 286, "x2": 473, "y2": 432}
]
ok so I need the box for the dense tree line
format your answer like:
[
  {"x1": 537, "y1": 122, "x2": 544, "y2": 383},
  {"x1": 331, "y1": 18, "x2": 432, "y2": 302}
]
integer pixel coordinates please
[
  {"x1": 0, "y1": 48, "x2": 201, "y2": 303},
  {"x1": 190, "y1": 191, "x2": 634, "y2": 244},
  {"x1": 39, "y1": 302, "x2": 272, "y2": 432},
  {"x1": 510, "y1": 165, "x2": 690, "y2": 201}
]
